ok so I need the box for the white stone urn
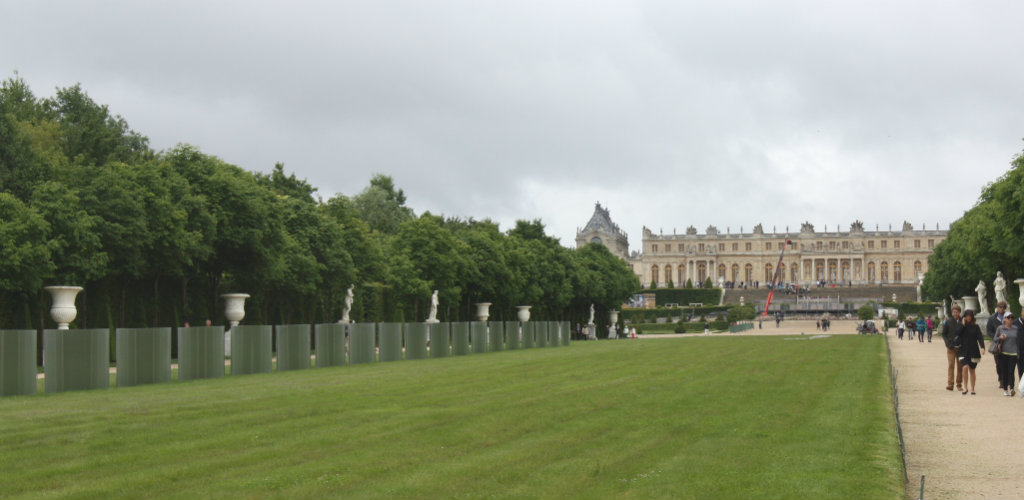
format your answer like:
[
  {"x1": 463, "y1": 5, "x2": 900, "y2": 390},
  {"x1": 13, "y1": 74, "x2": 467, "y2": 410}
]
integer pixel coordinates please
[
  {"x1": 609, "y1": 310, "x2": 620, "y2": 326},
  {"x1": 221, "y1": 293, "x2": 250, "y2": 328},
  {"x1": 962, "y1": 295, "x2": 979, "y2": 314},
  {"x1": 1015, "y1": 278, "x2": 1024, "y2": 309},
  {"x1": 475, "y1": 302, "x2": 491, "y2": 322},
  {"x1": 516, "y1": 305, "x2": 532, "y2": 323},
  {"x1": 936, "y1": 306, "x2": 945, "y2": 321},
  {"x1": 44, "y1": 286, "x2": 83, "y2": 330}
]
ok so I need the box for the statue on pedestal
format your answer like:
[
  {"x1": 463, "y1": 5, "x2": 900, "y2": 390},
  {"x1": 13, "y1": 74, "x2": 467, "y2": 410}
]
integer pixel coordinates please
[
  {"x1": 426, "y1": 290, "x2": 439, "y2": 323},
  {"x1": 994, "y1": 271, "x2": 1008, "y2": 305},
  {"x1": 340, "y1": 285, "x2": 354, "y2": 323},
  {"x1": 588, "y1": 304, "x2": 595, "y2": 326},
  {"x1": 976, "y1": 280, "x2": 989, "y2": 316}
]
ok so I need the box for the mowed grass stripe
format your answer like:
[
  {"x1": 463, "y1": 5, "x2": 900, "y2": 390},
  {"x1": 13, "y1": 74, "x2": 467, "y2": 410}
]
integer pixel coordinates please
[{"x1": 0, "y1": 336, "x2": 902, "y2": 499}]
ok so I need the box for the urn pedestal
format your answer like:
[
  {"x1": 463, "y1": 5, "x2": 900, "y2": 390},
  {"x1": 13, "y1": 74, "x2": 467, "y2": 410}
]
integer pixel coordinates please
[
  {"x1": 44, "y1": 286, "x2": 83, "y2": 330},
  {"x1": 516, "y1": 305, "x2": 532, "y2": 323},
  {"x1": 962, "y1": 296, "x2": 979, "y2": 314},
  {"x1": 474, "y1": 302, "x2": 492, "y2": 322}
]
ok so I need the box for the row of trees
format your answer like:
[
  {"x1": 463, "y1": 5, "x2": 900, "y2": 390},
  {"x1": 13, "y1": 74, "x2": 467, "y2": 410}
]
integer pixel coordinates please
[
  {"x1": 923, "y1": 144, "x2": 1024, "y2": 309},
  {"x1": 0, "y1": 76, "x2": 639, "y2": 330}
]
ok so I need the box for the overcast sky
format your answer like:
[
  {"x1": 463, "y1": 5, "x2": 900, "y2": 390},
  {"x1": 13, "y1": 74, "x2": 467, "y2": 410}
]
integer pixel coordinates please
[{"x1": 4, "y1": 1, "x2": 1023, "y2": 249}]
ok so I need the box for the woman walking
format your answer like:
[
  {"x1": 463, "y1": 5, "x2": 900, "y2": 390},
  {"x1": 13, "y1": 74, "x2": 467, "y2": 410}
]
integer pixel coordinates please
[
  {"x1": 994, "y1": 312, "x2": 1019, "y2": 396},
  {"x1": 959, "y1": 310, "x2": 985, "y2": 395},
  {"x1": 916, "y1": 316, "x2": 926, "y2": 343},
  {"x1": 898, "y1": 319, "x2": 905, "y2": 340}
]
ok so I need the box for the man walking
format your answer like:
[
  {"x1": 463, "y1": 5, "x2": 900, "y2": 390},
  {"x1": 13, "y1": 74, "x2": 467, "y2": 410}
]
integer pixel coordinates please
[{"x1": 941, "y1": 304, "x2": 964, "y2": 391}]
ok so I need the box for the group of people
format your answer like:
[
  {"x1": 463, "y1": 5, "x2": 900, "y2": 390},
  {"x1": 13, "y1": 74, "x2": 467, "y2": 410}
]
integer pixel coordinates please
[
  {"x1": 941, "y1": 300, "x2": 1024, "y2": 396},
  {"x1": 897, "y1": 316, "x2": 935, "y2": 342}
]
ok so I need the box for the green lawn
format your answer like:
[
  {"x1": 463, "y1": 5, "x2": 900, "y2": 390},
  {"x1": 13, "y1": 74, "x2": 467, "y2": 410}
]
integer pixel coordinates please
[{"x1": 1, "y1": 336, "x2": 902, "y2": 499}]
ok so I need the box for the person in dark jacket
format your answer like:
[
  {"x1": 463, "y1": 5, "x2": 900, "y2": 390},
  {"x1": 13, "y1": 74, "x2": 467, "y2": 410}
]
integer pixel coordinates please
[
  {"x1": 959, "y1": 310, "x2": 986, "y2": 395},
  {"x1": 987, "y1": 301, "x2": 1008, "y2": 386},
  {"x1": 994, "y1": 311, "x2": 1019, "y2": 396},
  {"x1": 941, "y1": 304, "x2": 963, "y2": 391}
]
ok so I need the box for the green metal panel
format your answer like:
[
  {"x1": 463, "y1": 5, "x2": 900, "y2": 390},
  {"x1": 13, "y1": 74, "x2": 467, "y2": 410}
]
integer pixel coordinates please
[
  {"x1": 379, "y1": 323, "x2": 403, "y2": 362},
  {"x1": 314, "y1": 323, "x2": 347, "y2": 367},
  {"x1": 229, "y1": 325, "x2": 272, "y2": 375},
  {"x1": 276, "y1": 324, "x2": 311, "y2": 371},
  {"x1": 522, "y1": 322, "x2": 535, "y2": 349},
  {"x1": 504, "y1": 321, "x2": 520, "y2": 350},
  {"x1": 44, "y1": 329, "x2": 110, "y2": 393},
  {"x1": 178, "y1": 326, "x2": 225, "y2": 381},
  {"x1": 115, "y1": 328, "x2": 171, "y2": 387},
  {"x1": 405, "y1": 323, "x2": 428, "y2": 360},
  {"x1": 471, "y1": 322, "x2": 488, "y2": 354},
  {"x1": 349, "y1": 323, "x2": 376, "y2": 364},
  {"x1": 488, "y1": 322, "x2": 504, "y2": 352},
  {"x1": 560, "y1": 321, "x2": 570, "y2": 346},
  {"x1": 536, "y1": 322, "x2": 548, "y2": 348},
  {"x1": 429, "y1": 323, "x2": 449, "y2": 358},
  {"x1": 452, "y1": 322, "x2": 470, "y2": 356},
  {"x1": 0, "y1": 330, "x2": 37, "y2": 396}
]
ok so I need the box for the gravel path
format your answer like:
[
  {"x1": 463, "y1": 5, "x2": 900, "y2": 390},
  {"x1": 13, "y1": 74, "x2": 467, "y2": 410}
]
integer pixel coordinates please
[{"x1": 889, "y1": 332, "x2": 1023, "y2": 500}]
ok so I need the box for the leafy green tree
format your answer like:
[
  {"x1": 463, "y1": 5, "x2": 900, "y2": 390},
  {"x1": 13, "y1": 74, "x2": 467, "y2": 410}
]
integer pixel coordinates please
[
  {"x1": 42, "y1": 84, "x2": 150, "y2": 167},
  {"x1": 353, "y1": 174, "x2": 414, "y2": 234},
  {"x1": 858, "y1": 304, "x2": 875, "y2": 320},
  {"x1": 0, "y1": 193, "x2": 52, "y2": 292},
  {"x1": 924, "y1": 146, "x2": 1024, "y2": 302}
]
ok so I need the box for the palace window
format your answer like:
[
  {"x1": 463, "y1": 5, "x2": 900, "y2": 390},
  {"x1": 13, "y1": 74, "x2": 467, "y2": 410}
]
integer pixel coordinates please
[
  {"x1": 842, "y1": 241, "x2": 849, "y2": 249},
  {"x1": 732, "y1": 243, "x2": 739, "y2": 251},
  {"x1": 678, "y1": 244, "x2": 685, "y2": 252},
  {"x1": 928, "y1": 240, "x2": 934, "y2": 249},
  {"x1": 914, "y1": 239, "x2": 921, "y2": 248},
  {"x1": 868, "y1": 262, "x2": 876, "y2": 282},
  {"x1": 651, "y1": 265, "x2": 659, "y2": 285},
  {"x1": 744, "y1": 263, "x2": 753, "y2": 282},
  {"x1": 868, "y1": 240, "x2": 875, "y2": 249},
  {"x1": 719, "y1": 243, "x2": 725, "y2": 251},
  {"x1": 816, "y1": 241, "x2": 823, "y2": 250},
  {"x1": 778, "y1": 242, "x2": 784, "y2": 250},
  {"x1": 679, "y1": 266, "x2": 685, "y2": 284},
  {"x1": 894, "y1": 262, "x2": 902, "y2": 282},
  {"x1": 894, "y1": 240, "x2": 900, "y2": 249},
  {"x1": 745, "y1": 243, "x2": 752, "y2": 251},
  {"x1": 881, "y1": 262, "x2": 889, "y2": 282},
  {"x1": 665, "y1": 265, "x2": 673, "y2": 284},
  {"x1": 914, "y1": 261, "x2": 922, "y2": 277},
  {"x1": 731, "y1": 264, "x2": 739, "y2": 282},
  {"x1": 698, "y1": 243, "x2": 704, "y2": 252},
  {"x1": 881, "y1": 241, "x2": 887, "y2": 249},
  {"x1": 718, "y1": 264, "x2": 727, "y2": 280},
  {"x1": 765, "y1": 242, "x2": 771, "y2": 250},
  {"x1": 765, "y1": 263, "x2": 773, "y2": 282},
  {"x1": 829, "y1": 241, "x2": 836, "y2": 250},
  {"x1": 652, "y1": 244, "x2": 658, "y2": 253}
]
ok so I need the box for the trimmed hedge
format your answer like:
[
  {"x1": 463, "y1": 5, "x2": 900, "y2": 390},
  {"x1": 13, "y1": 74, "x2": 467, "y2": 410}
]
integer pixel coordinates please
[
  {"x1": 882, "y1": 302, "x2": 942, "y2": 318},
  {"x1": 621, "y1": 305, "x2": 729, "y2": 323}
]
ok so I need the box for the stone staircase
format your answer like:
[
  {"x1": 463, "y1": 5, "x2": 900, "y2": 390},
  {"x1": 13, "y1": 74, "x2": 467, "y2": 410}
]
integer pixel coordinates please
[{"x1": 722, "y1": 284, "x2": 919, "y2": 305}]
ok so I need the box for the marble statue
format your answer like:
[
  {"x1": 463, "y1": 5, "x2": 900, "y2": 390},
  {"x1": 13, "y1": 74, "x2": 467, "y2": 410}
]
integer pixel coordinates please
[
  {"x1": 916, "y1": 276, "x2": 923, "y2": 302},
  {"x1": 976, "y1": 280, "x2": 989, "y2": 316},
  {"x1": 994, "y1": 271, "x2": 1008, "y2": 305},
  {"x1": 427, "y1": 290, "x2": 439, "y2": 322},
  {"x1": 340, "y1": 285, "x2": 354, "y2": 323},
  {"x1": 588, "y1": 304, "x2": 595, "y2": 325}
]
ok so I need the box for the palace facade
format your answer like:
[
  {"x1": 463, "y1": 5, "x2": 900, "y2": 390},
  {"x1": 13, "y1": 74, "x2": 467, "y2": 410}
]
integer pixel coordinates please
[{"x1": 575, "y1": 204, "x2": 947, "y2": 288}]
